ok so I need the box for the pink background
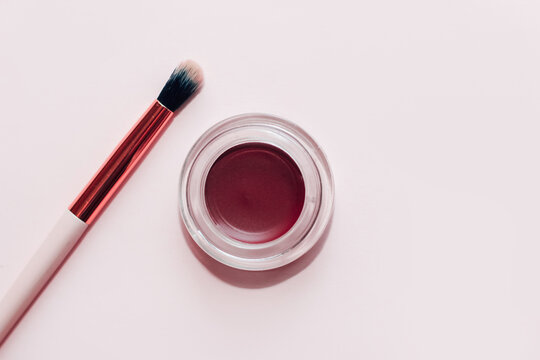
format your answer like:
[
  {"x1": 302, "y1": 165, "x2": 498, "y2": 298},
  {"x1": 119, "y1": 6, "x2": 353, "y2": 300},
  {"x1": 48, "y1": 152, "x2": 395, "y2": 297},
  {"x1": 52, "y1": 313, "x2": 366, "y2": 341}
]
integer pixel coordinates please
[{"x1": 1, "y1": 0, "x2": 540, "y2": 358}]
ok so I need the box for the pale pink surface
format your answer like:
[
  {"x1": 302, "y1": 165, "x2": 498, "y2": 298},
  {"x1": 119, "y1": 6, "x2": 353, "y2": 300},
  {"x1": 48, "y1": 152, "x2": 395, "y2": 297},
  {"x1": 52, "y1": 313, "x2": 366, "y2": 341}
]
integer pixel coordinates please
[{"x1": 1, "y1": 0, "x2": 540, "y2": 359}]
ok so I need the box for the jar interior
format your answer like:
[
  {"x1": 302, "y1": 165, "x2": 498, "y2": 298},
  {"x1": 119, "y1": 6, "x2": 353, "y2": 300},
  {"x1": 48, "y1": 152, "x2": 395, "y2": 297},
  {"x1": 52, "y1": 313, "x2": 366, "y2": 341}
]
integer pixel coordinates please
[{"x1": 204, "y1": 142, "x2": 305, "y2": 244}]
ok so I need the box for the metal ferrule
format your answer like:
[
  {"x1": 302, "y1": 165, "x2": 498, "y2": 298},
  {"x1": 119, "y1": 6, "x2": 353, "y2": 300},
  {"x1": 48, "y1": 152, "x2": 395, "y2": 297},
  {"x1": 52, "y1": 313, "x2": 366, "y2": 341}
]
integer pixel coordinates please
[{"x1": 70, "y1": 100, "x2": 173, "y2": 224}]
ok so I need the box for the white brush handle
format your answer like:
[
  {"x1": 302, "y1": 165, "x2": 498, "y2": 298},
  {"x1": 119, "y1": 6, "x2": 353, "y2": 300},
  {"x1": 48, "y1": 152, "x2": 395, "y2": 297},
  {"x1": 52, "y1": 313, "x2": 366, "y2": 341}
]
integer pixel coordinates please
[{"x1": 0, "y1": 210, "x2": 87, "y2": 343}]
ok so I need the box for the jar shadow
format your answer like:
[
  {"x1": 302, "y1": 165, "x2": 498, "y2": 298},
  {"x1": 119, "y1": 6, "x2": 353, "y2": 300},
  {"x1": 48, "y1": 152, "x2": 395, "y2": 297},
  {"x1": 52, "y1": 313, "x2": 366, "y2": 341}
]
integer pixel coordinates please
[{"x1": 181, "y1": 215, "x2": 333, "y2": 289}]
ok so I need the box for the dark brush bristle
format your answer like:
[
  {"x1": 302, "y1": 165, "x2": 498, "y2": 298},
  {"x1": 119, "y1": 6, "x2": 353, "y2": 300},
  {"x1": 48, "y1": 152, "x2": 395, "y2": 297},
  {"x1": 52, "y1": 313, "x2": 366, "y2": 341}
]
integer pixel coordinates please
[{"x1": 157, "y1": 61, "x2": 203, "y2": 112}]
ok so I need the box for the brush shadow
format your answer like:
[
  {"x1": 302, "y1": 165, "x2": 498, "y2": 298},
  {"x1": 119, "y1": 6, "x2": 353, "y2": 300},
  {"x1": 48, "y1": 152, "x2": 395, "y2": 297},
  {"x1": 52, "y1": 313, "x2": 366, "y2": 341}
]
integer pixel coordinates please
[{"x1": 181, "y1": 215, "x2": 333, "y2": 289}]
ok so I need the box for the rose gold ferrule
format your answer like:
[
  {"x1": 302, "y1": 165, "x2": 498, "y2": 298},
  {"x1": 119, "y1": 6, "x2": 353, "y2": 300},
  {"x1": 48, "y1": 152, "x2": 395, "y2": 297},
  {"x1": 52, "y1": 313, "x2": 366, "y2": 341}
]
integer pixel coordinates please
[{"x1": 70, "y1": 100, "x2": 174, "y2": 224}]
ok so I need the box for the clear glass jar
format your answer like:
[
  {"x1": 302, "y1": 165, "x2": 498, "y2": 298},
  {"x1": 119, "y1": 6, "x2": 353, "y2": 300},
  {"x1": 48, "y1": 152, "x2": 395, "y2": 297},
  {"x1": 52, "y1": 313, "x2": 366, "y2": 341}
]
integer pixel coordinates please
[{"x1": 179, "y1": 113, "x2": 334, "y2": 271}]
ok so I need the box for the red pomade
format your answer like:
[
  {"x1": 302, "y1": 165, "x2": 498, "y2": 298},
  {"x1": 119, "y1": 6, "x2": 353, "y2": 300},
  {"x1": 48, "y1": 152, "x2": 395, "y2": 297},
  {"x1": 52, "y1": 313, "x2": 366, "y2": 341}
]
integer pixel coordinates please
[{"x1": 204, "y1": 143, "x2": 305, "y2": 243}]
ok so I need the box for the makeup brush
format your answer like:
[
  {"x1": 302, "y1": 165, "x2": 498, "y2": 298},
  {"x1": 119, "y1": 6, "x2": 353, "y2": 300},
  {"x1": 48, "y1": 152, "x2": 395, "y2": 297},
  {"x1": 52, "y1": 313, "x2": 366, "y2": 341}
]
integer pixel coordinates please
[{"x1": 0, "y1": 60, "x2": 203, "y2": 344}]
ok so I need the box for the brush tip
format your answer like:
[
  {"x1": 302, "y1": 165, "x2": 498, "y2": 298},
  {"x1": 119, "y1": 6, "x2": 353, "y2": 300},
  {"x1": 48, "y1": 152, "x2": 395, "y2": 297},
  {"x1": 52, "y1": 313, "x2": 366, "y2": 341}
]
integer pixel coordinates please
[
  {"x1": 157, "y1": 60, "x2": 203, "y2": 112},
  {"x1": 179, "y1": 59, "x2": 204, "y2": 86}
]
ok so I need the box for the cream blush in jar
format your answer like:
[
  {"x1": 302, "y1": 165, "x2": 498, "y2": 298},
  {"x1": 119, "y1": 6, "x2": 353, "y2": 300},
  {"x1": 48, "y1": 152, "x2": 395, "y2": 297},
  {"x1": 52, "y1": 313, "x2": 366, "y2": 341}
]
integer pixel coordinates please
[{"x1": 179, "y1": 114, "x2": 333, "y2": 270}]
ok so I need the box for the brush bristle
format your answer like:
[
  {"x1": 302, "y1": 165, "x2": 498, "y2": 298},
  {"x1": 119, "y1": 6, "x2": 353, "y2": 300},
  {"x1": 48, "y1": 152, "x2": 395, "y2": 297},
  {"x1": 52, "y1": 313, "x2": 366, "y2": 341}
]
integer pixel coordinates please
[{"x1": 157, "y1": 60, "x2": 203, "y2": 112}]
